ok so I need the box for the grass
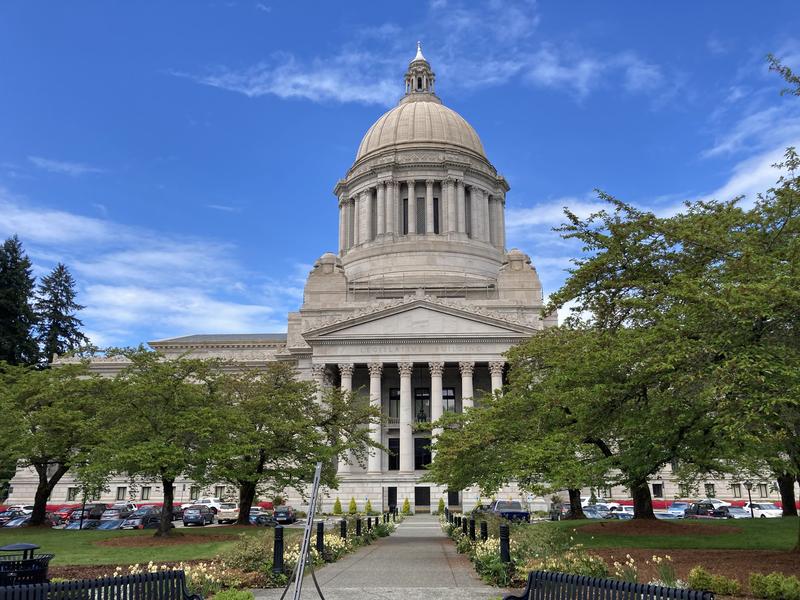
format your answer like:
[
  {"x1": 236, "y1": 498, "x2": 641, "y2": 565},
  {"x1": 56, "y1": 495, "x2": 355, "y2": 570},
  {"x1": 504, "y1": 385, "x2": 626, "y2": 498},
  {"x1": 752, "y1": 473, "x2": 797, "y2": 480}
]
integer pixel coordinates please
[
  {"x1": 542, "y1": 517, "x2": 800, "y2": 550},
  {"x1": 0, "y1": 526, "x2": 303, "y2": 566}
]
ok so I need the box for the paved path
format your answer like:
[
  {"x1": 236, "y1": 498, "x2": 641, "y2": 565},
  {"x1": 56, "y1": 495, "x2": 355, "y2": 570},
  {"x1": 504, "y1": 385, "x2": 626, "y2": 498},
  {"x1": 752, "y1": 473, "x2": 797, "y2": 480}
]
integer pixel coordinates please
[{"x1": 253, "y1": 514, "x2": 506, "y2": 600}]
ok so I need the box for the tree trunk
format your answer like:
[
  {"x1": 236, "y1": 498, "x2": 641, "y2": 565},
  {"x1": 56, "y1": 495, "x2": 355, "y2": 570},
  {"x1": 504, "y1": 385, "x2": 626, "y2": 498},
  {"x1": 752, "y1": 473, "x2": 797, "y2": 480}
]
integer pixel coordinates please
[
  {"x1": 29, "y1": 463, "x2": 68, "y2": 526},
  {"x1": 237, "y1": 481, "x2": 257, "y2": 525},
  {"x1": 566, "y1": 488, "x2": 586, "y2": 519},
  {"x1": 777, "y1": 473, "x2": 798, "y2": 517},
  {"x1": 156, "y1": 476, "x2": 175, "y2": 537},
  {"x1": 631, "y1": 480, "x2": 656, "y2": 519}
]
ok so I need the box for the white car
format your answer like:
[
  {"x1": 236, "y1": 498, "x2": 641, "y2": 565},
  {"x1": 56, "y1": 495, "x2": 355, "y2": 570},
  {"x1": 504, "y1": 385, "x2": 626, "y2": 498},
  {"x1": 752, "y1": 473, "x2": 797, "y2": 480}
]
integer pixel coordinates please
[
  {"x1": 7, "y1": 505, "x2": 33, "y2": 515},
  {"x1": 697, "y1": 498, "x2": 731, "y2": 508},
  {"x1": 216, "y1": 503, "x2": 239, "y2": 524},
  {"x1": 743, "y1": 502, "x2": 782, "y2": 518},
  {"x1": 581, "y1": 498, "x2": 621, "y2": 510},
  {"x1": 182, "y1": 497, "x2": 222, "y2": 513}
]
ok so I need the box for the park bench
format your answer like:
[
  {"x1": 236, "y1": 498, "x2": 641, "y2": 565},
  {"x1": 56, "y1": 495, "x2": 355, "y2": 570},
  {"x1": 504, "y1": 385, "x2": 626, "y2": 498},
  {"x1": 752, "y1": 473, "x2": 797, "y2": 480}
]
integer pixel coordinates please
[
  {"x1": 504, "y1": 571, "x2": 715, "y2": 600},
  {"x1": 0, "y1": 569, "x2": 203, "y2": 600},
  {"x1": 0, "y1": 554, "x2": 54, "y2": 587}
]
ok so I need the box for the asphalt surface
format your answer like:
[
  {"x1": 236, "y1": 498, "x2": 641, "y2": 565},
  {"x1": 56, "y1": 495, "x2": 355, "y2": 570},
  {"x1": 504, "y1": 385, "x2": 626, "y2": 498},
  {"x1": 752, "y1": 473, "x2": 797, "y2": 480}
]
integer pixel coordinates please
[{"x1": 253, "y1": 514, "x2": 506, "y2": 600}]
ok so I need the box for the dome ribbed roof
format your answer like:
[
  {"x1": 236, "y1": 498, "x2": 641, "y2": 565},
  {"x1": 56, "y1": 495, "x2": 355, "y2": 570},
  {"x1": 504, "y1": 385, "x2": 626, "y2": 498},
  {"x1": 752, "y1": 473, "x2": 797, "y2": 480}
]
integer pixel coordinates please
[{"x1": 355, "y1": 99, "x2": 486, "y2": 161}]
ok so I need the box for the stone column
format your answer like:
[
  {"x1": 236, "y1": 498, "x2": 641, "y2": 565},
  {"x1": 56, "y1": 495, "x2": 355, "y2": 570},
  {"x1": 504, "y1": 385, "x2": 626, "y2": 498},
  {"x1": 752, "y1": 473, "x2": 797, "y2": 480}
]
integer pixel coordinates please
[
  {"x1": 338, "y1": 363, "x2": 354, "y2": 474},
  {"x1": 487, "y1": 196, "x2": 497, "y2": 247},
  {"x1": 338, "y1": 196, "x2": 346, "y2": 254},
  {"x1": 398, "y1": 362, "x2": 414, "y2": 473},
  {"x1": 352, "y1": 195, "x2": 360, "y2": 246},
  {"x1": 425, "y1": 179, "x2": 435, "y2": 234},
  {"x1": 376, "y1": 183, "x2": 385, "y2": 237},
  {"x1": 368, "y1": 362, "x2": 383, "y2": 473},
  {"x1": 407, "y1": 180, "x2": 417, "y2": 234},
  {"x1": 361, "y1": 190, "x2": 372, "y2": 242},
  {"x1": 481, "y1": 189, "x2": 491, "y2": 243},
  {"x1": 456, "y1": 179, "x2": 466, "y2": 233},
  {"x1": 311, "y1": 363, "x2": 327, "y2": 405},
  {"x1": 445, "y1": 178, "x2": 457, "y2": 233},
  {"x1": 469, "y1": 187, "x2": 481, "y2": 240},
  {"x1": 429, "y1": 362, "x2": 444, "y2": 458},
  {"x1": 385, "y1": 181, "x2": 395, "y2": 235},
  {"x1": 489, "y1": 361, "x2": 504, "y2": 392},
  {"x1": 499, "y1": 195, "x2": 506, "y2": 250},
  {"x1": 459, "y1": 361, "x2": 474, "y2": 410}
]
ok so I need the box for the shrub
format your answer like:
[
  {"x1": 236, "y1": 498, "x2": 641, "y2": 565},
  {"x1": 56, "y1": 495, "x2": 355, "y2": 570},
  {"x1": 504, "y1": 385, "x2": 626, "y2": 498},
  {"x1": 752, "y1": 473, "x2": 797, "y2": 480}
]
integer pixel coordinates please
[
  {"x1": 401, "y1": 498, "x2": 411, "y2": 515},
  {"x1": 348, "y1": 497, "x2": 358, "y2": 514},
  {"x1": 751, "y1": 572, "x2": 800, "y2": 600},
  {"x1": 272, "y1": 495, "x2": 284, "y2": 507},
  {"x1": 373, "y1": 522, "x2": 394, "y2": 537},
  {"x1": 437, "y1": 498, "x2": 445, "y2": 514},
  {"x1": 365, "y1": 499, "x2": 373, "y2": 514},
  {"x1": 212, "y1": 591, "x2": 255, "y2": 600},
  {"x1": 332, "y1": 497, "x2": 342, "y2": 515},
  {"x1": 688, "y1": 567, "x2": 741, "y2": 596},
  {"x1": 220, "y1": 533, "x2": 272, "y2": 572}
]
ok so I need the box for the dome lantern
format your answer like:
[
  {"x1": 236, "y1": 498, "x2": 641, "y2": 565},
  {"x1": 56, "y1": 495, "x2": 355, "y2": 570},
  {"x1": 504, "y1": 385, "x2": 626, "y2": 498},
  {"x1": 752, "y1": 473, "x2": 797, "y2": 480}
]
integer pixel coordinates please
[{"x1": 404, "y1": 41, "x2": 435, "y2": 95}]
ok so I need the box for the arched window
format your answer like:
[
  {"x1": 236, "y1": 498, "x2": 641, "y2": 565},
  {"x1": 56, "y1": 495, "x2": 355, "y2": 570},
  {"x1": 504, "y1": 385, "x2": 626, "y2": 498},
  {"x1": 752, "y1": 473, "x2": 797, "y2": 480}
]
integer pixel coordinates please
[{"x1": 417, "y1": 77, "x2": 422, "y2": 90}]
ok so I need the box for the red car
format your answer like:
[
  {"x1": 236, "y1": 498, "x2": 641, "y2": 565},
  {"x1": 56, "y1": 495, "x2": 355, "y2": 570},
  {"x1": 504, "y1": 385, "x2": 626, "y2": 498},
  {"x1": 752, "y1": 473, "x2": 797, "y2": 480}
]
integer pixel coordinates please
[{"x1": 53, "y1": 505, "x2": 81, "y2": 521}]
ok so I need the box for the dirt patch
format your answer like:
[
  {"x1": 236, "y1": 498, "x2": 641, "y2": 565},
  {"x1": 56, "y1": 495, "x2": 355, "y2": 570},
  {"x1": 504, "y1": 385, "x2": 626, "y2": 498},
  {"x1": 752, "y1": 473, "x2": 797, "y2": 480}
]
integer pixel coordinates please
[
  {"x1": 590, "y1": 548, "x2": 800, "y2": 587},
  {"x1": 581, "y1": 519, "x2": 741, "y2": 536},
  {"x1": 49, "y1": 561, "x2": 210, "y2": 581},
  {"x1": 95, "y1": 533, "x2": 238, "y2": 548}
]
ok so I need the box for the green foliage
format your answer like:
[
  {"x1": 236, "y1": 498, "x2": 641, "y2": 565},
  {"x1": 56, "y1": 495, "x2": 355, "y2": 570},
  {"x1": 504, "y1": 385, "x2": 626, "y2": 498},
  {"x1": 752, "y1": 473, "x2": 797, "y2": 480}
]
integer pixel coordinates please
[
  {"x1": 688, "y1": 566, "x2": 741, "y2": 596},
  {"x1": 401, "y1": 498, "x2": 411, "y2": 515},
  {"x1": 364, "y1": 499, "x2": 373, "y2": 514},
  {"x1": 437, "y1": 497, "x2": 445, "y2": 514},
  {"x1": 372, "y1": 522, "x2": 393, "y2": 537},
  {"x1": 348, "y1": 497, "x2": 358, "y2": 514},
  {"x1": 219, "y1": 532, "x2": 275, "y2": 572},
  {"x1": 0, "y1": 235, "x2": 38, "y2": 365},
  {"x1": 751, "y1": 572, "x2": 800, "y2": 600},
  {"x1": 333, "y1": 497, "x2": 342, "y2": 515},
  {"x1": 34, "y1": 262, "x2": 88, "y2": 362},
  {"x1": 212, "y1": 591, "x2": 255, "y2": 600}
]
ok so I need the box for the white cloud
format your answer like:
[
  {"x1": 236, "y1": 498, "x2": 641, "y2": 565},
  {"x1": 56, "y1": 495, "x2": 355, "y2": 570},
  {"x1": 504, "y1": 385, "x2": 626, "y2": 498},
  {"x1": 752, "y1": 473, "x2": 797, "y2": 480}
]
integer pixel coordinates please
[
  {"x1": 702, "y1": 105, "x2": 800, "y2": 158},
  {"x1": 207, "y1": 204, "x2": 241, "y2": 212},
  {"x1": 506, "y1": 196, "x2": 606, "y2": 230},
  {"x1": 28, "y1": 156, "x2": 105, "y2": 176}
]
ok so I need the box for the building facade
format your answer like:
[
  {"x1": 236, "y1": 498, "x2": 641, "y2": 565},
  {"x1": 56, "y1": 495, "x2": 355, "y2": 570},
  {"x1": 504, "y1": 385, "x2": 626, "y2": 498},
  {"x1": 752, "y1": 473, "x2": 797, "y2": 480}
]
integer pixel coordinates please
[{"x1": 7, "y1": 46, "x2": 791, "y2": 511}]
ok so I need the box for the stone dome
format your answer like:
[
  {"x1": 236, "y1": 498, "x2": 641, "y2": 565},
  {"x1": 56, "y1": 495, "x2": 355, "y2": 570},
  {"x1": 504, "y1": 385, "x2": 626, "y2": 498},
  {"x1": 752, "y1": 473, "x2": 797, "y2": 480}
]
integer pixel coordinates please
[{"x1": 356, "y1": 99, "x2": 486, "y2": 162}]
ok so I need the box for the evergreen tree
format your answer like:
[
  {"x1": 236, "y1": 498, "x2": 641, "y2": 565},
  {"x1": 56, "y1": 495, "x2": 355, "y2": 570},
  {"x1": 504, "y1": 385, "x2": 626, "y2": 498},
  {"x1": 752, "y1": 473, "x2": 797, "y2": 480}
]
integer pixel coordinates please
[
  {"x1": 35, "y1": 263, "x2": 88, "y2": 361},
  {"x1": 0, "y1": 236, "x2": 38, "y2": 365}
]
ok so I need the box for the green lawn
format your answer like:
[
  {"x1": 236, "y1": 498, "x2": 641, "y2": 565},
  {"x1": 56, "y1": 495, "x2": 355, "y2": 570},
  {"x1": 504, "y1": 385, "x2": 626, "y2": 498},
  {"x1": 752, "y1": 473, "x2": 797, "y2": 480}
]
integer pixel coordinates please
[
  {"x1": 544, "y1": 517, "x2": 799, "y2": 550},
  {"x1": 0, "y1": 526, "x2": 302, "y2": 566}
]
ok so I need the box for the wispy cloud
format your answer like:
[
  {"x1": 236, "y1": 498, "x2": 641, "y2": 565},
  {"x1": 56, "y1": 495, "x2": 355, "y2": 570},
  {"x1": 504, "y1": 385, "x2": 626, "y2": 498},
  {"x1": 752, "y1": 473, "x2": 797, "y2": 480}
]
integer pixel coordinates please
[
  {"x1": 207, "y1": 204, "x2": 241, "y2": 212},
  {"x1": 28, "y1": 156, "x2": 105, "y2": 176},
  {"x1": 0, "y1": 188, "x2": 299, "y2": 347}
]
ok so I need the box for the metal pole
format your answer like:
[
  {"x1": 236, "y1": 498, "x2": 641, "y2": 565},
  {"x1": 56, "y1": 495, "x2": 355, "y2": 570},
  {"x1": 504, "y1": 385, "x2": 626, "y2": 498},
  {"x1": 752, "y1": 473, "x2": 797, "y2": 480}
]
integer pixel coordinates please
[
  {"x1": 290, "y1": 461, "x2": 323, "y2": 600},
  {"x1": 273, "y1": 525, "x2": 284, "y2": 574},
  {"x1": 499, "y1": 523, "x2": 510, "y2": 563}
]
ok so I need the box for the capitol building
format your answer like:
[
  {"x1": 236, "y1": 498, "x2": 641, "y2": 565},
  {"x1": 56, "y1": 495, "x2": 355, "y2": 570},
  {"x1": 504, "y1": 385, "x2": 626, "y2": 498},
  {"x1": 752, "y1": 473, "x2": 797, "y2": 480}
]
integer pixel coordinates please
[{"x1": 9, "y1": 46, "x2": 772, "y2": 512}]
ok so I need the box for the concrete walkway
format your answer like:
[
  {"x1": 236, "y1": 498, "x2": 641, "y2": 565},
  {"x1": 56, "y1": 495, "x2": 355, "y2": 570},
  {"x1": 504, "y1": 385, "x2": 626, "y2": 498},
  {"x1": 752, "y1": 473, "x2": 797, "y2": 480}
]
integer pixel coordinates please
[{"x1": 253, "y1": 514, "x2": 506, "y2": 600}]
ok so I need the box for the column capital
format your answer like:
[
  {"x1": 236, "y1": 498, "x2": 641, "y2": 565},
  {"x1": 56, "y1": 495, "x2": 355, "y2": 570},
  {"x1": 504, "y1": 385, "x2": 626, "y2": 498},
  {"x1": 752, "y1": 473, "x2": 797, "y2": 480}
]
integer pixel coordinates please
[
  {"x1": 444, "y1": 176, "x2": 455, "y2": 185},
  {"x1": 385, "y1": 179, "x2": 396, "y2": 189},
  {"x1": 489, "y1": 361, "x2": 505, "y2": 377},
  {"x1": 425, "y1": 178, "x2": 435, "y2": 186},
  {"x1": 398, "y1": 362, "x2": 414, "y2": 376},
  {"x1": 368, "y1": 362, "x2": 383, "y2": 377},
  {"x1": 428, "y1": 361, "x2": 445, "y2": 376},
  {"x1": 311, "y1": 363, "x2": 327, "y2": 379},
  {"x1": 458, "y1": 361, "x2": 475, "y2": 376},
  {"x1": 338, "y1": 363, "x2": 354, "y2": 377}
]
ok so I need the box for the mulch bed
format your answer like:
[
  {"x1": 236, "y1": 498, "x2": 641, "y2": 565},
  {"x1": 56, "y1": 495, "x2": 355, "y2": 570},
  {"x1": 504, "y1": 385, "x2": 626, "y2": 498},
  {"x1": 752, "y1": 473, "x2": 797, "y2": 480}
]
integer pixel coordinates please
[
  {"x1": 95, "y1": 533, "x2": 238, "y2": 547},
  {"x1": 50, "y1": 560, "x2": 209, "y2": 581},
  {"x1": 581, "y1": 519, "x2": 741, "y2": 536}
]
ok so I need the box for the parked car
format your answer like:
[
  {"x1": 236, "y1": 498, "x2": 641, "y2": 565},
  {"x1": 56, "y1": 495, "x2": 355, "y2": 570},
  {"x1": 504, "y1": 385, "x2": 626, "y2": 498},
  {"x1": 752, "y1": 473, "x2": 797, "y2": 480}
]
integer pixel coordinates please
[
  {"x1": 666, "y1": 501, "x2": 690, "y2": 518},
  {"x1": 183, "y1": 505, "x2": 214, "y2": 526},
  {"x1": 182, "y1": 498, "x2": 222, "y2": 513},
  {"x1": 3, "y1": 516, "x2": 31, "y2": 528},
  {"x1": 7, "y1": 505, "x2": 34, "y2": 515},
  {"x1": 474, "y1": 500, "x2": 531, "y2": 522},
  {"x1": 107, "y1": 502, "x2": 137, "y2": 518},
  {"x1": 64, "y1": 519, "x2": 100, "y2": 530},
  {"x1": 697, "y1": 498, "x2": 731, "y2": 509},
  {"x1": 0, "y1": 510, "x2": 25, "y2": 526},
  {"x1": 743, "y1": 502, "x2": 782, "y2": 518},
  {"x1": 69, "y1": 503, "x2": 107, "y2": 520},
  {"x1": 581, "y1": 498, "x2": 621, "y2": 510},
  {"x1": 121, "y1": 507, "x2": 162, "y2": 529},
  {"x1": 712, "y1": 506, "x2": 751, "y2": 519},
  {"x1": 684, "y1": 502, "x2": 719, "y2": 518},
  {"x1": 273, "y1": 506, "x2": 297, "y2": 524},
  {"x1": 216, "y1": 503, "x2": 239, "y2": 524},
  {"x1": 583, "y1": 505, "x2": 613, "y2": 519},
  {"x1": 655, "y1": 512, "x2": 680, "y2": 520},
  {"x1": 97, "y1": 519, "x2": 126, "y2": 530}
]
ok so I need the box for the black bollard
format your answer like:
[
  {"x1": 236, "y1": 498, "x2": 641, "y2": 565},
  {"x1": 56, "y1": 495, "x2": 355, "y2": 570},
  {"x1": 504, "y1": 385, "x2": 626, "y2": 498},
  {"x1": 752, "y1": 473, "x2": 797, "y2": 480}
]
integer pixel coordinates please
[
  {"x1": 273, "y1": 525, "x2": 285, "y2": 574},
  {"x1": 469, "y1": 518, "x2": 476, "y2": 541},
  {"x1": 340, "y1": 518, "x2": 347, "y2": 539},
  {"x1": 480, "y1": 521, "x2": 488, "y2": 541},
  {"x1": 499, "y1": 523, "x2": 510, "y2": 563},
  {"x1": 392, "y1": 511, "x2": 396, "y2": 522},
  {"x1": 462, "y1": 516, "x2": 468, "y2": 535},
  {"x1": 356, "y1": 517, "x2": 362, "y2": 537},
  {"x1": 316, "y1": 521, "x2": 324, "y2": 553},
  {"x1": 445, "y1": 507, "x2": 449, "y2": 521},
  {"x1": 367, "y1": 517, "x2": 372, "y2": 531}
]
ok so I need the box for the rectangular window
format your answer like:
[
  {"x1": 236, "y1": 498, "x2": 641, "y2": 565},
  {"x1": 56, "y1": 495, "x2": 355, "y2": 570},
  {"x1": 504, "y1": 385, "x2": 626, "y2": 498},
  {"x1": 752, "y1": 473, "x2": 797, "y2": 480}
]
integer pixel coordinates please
[
  {"x1": 704, "y1": 483, "x2": 716, "y2": 498},
  {"x1": 447, "y1": 490, "x2": 460, "y2": 506},
  {"x1": 388, "y1": 438, "x2": 399, "y2": 471},
  {"x1": 443, "y1": 388, "x2": 456, "y2": 413},
  {"x1": 414, "y1": 437, "x2": 432, "y2": 470},
  {"x1": 731, "y1": 483, "x2": 742, "y2": 498},
  {"x1": 433, "y1": 197, "x2": 440, "y2": 233},
  {"x1": 67, "y1": 487, "x2": 79, "y2": 502},
  {"x1": 465, "y1": 194, "x2": 472, "y2": 236},
  {"x1": 190, "y1": 486, "x2": 200, "y2": 500},
  {"x1": 402, "y1": 199, "x2": 408, "y2": 235},
  {"x1": 758, "y1": 483, "x2": 768, "y2": 498},
  {"x1": 652, "y1": 483, "x2": 664, "y2": 498},
  {"x1": 389, "y1": 388, "x2": 400, "y2": 419},
  {"x1": 678, "y1": 484, "x2": 692, "y2": 498},
  {"x1": 414, "y1": 388, "x2": 430, "y2": 422},
  {"x1": 141, "y1": 486, "x2": 151, "y2": 501},
  {"x1": 370, "y1": 194, "x2": 377, "y2": 240},
  {"x1": 601, "y1": 487, "x2": 613, "y2": 499},
  {"x1": 116, "y1": 486, "x2": 127, "y2": 501}
]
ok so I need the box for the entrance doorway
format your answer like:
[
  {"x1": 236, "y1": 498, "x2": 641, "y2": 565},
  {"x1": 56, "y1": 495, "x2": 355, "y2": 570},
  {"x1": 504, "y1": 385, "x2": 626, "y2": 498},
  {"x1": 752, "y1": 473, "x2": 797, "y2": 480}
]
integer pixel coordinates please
[
  {"x1": 414, "y1": 486, "x2": 431, "y2": 512},
  {"x1": 386, "y1": 486, "x2": 397, "y2": 512}
]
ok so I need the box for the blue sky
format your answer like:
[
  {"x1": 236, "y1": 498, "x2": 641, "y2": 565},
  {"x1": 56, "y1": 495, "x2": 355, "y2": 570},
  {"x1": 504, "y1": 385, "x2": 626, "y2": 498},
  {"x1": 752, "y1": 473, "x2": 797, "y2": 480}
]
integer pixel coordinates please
[{"x1": 1, "y1": 1, "x2": 798, "y2": 347}]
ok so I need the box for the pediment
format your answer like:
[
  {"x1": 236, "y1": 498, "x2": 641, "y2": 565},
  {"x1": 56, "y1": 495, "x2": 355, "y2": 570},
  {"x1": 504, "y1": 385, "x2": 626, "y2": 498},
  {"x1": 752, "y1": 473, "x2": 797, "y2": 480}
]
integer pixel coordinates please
[{"x1": 303, "y1": 299, "x2": 536, "y2": 341}]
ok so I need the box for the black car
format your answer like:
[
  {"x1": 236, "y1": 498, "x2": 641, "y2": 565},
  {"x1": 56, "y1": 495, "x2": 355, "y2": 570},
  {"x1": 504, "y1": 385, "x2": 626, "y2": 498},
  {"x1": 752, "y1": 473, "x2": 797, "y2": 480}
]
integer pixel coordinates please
[
  {"x1": 121, "y1": 507, "x2": 163, "y2": 529},
  {"x1": 0, "y1": 510, "x2": 25, "y2": 526},
  {"x1": 183, "y1": 505, "x2": 214, "y2": 526},
  {"x1": 69, "y1": 503, "x2": 107, "y2": 521},
  {"x1": 684, "y1": 502, "x2": 718, "y2": 518},
  {"x1": 273, "y1": 506, "x2": 296, "y2": 524},
  {"x1": 473, "y1": 500, "x2": 531, "y2": 522}
]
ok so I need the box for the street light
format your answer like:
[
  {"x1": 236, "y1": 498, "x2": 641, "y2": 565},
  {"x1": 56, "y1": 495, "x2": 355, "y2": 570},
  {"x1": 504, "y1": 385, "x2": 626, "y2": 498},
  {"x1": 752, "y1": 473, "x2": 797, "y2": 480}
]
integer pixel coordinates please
[{"x1": 743, "y1": 481, "x2": 754, "y2": 518}]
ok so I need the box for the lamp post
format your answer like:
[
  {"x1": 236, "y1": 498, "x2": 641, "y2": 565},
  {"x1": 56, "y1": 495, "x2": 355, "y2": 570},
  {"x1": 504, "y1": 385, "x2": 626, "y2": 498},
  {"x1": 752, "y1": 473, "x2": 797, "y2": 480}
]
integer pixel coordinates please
[{"x1": 744, "y1": 481, "x2": 754, "y2": 519}]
